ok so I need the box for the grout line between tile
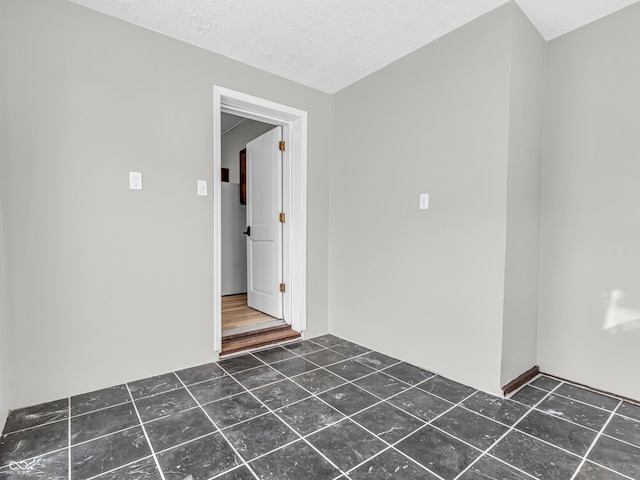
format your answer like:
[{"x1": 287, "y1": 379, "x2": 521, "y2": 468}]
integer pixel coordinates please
[
  {"x1": 216, "y1": 360, "x2": 345, "y2": 478},
  {"x1": 124, "y1": 384, "x2": 167, "y2": 480},
  {"x1": 450, "y1": 380, "x2": 562, "y2": 480},
  {"x1": 174, "y1": 371, "x2": 261, "y2": 480},
  {"x1": 84, "y1": 455, "x2": 155, "y2": 480},
  {"x1": 567, "y1": 399, "x2": 631, "y2": 480}
]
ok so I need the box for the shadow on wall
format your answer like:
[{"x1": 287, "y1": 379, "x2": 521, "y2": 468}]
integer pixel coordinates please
[{"x1": 603, "y1": 290, "x2": 640, "y2": 333}]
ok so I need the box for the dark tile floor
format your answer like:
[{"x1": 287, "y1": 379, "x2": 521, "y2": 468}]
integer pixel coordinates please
[{"x1": 1, "y1": 334, "x2": 639, "y2": 480}]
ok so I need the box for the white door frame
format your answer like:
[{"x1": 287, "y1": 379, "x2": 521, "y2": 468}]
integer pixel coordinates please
[{"x1": 213, "y1": 86, "x2": 308, "y2": 352}]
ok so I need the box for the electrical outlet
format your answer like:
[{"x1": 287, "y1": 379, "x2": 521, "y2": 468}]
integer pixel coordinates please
[
  {"x1": 129, "y1": 172, "x2": 142, "y2": 190},
  {"x1": 419, "y1": 193, "x2": 429, "y2": 210}
]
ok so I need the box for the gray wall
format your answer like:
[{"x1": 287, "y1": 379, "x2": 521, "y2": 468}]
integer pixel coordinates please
[
  {"x1": 221, "y1": 183, "x2": 247, "y2": 295},
  {"x1": 500, "y1": 7, "x2": 545, "y2": 386},
  {"x1": 3, "y1": 0, "x2": 331, "y2": 409},
  {"x1": 0, "y1": 0, "x2": 8, "y2": 422},
  {"x1": 330, "y1": 5, "x2": 516, "y2": 394},
  {"x1": 539, "y1": 2, "x2": 640, "y2": 400},
  {"x1": 221, "y1": 120, "x2": 273, "y2": 184}
]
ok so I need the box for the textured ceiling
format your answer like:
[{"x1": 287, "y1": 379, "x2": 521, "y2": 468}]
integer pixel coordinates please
[{"x1": 68, "y1": 0, "x2": 639, "y2": 93}]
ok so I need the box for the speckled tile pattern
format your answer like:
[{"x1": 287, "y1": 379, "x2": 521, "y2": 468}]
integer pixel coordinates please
[{"x1": 0, "y1": 337, "x2": 637, "y2": 480}]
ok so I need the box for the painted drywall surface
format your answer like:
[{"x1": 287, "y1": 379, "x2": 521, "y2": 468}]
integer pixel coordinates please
[
  {"x1": 329, "y1": 5, "x2": 514, "y2": 395},
  {"x1": 221, "y1": 183, "x2": 247, "y2": 295},
  {"x1": 3, "y1": 0, "x2": 331, "y2": 409},
  {"x1": 539, "y1": 2, "x2": 640, "y2": 400},
  {"x1": 221, "y1": 120, "x2": 273, "y2": 184},
  {"x1": 0, "y1": 0, "x2": 9, "y2": 424},
  {"x1": 500, "y1": 5, "x2": 545, "y2": 386}
]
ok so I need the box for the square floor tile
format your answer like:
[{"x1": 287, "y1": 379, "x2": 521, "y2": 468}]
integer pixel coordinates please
[
  {"x1": 510, "y1": 386, "x2": 549, "y2": 407},
  {"x1": 388, "y1": 388, "x2": 453, "y2": 422},
  {"x1": 418, "y1": 376, "x2": 476, "y2": 403},
  {"x1": 490, "y1": 430, "x2": 581, "y2": 480},
  {"x1": 618, "y1": 401, "x2": 640, "y2": 422},
  {"x1": 188, "y1": 375, "x2": 245, "y2": 405},
  {"x1": 462, "y1": 391, "x2": 530, "y2": 426},
  {"x1": 218, "y1": 354, "x2": 264, "y2": 374},
  {"x1": 232, "y1": 365, "x2": 285, "y2": 390},
  {"x1": 71, "y1": 426, "x2": 150, "y2": 480},
  {"x1": 283, "y1": 341, "x2": 325, "y2": 355},
  {"x1": 326, "y1": 359, "x2": 376, "y2": 381},
  {"x1": 530, "y1": 376, "x2": 562, "y2": 392},
  {"x1": 0, "y1": 420, "x2": 68, "y2": 467},
  {"x1": 515, "y1": 409, "x2": 597, "y2": 456},
  {"x1": 71, "y1": 384, "x2": 130, "y2": 417},
  {"x1": 573, "y1": 461, "x2": 628, "y2": 480},
  {"x1": 71, "y1": 402, "x2": 139, "y2": 445},
  {"x1": 604, "y1": 413, "x2": 640, "y2": 447},
  {"x1": 202, "y1": 392, "x2": 267, "y2": 429},
  {"x1": 252, "y1": 379, "x2": 310, "y2": 409},
  {"x1": 302, "y1": 349, "x2": 348, "y2": 367},
  {"x1": 157, "y1": 432, "x2": 241, "y2": 480},
  {"x1": 92, "y1": 456, "x2": 162, "y2": 479},
  {"x1": 250, "y1": 439, "x2": 340, "y2": 480},
  {"x1": 291, "y1": 369, "x2": 346, "y2": 394},
  {"x1": 355, "y1": 351, "x2": 400, "y2": 370},
  {"x1": 310, "y1": 334, "x2": 345, "y2": 348},
  {"x1": 2, "y1": 399, "x2": 68, "y2": 435},
  {"x1": 319, "y1": 384, "x2": 379, "y2": 416},
  {"x1": 134, "y1": 387, "x2": 197, "y2": 423},
  {"x1": 307, "y1": 419, "x2": 386, "y2": 471},
  {"x1": 175, "y1": 362, "x2": 225, "y2": 385},
  {"x1": 144, "y1": 408, "x2": 215, "y2": 452},
  {"x1": 352, "y1": 402, "x2": 424, "y2": 444},
  {"x1": 587, "y1": 434, "x2": 640, "y2": 479},
  {"x1": 253, "y1": 347, "x2": 297, "y2": 364},
  {"x1": 224, "y1": 413, "x2": 299, "y2": 461},
  {"x1": 383, "y1": 363, "x2": 434, "y2": 386},
  {"x1": 128, "y1": 373, "x2": 183, "y2": 400},
  {"x1": 0, "y1": 448, "x2": 68, "y2": 480},
  {"x1": 396, "y1": 425, "x2": 481, "y2": 480},
  {"x1": 457, "y1": 455, "x2": 533, "y2": 480},
  {"x1": 537, "y1": 394, "x2": 610, "y2": 430},
  {"x1": 270, "y1": 357, "x2": 319, "y2": 377},
  {"x1": 275, "y1": 397, "x2": 344, "y2": 436},
  {"x1": 348, "y1": 448, "x2": 439, "y2": 479},
  {"x1": 329, "y1": 341, "x2": 371, "y2": 358},
  {"x1": 432, "y1": 406, "x2": 508, "y2": 450},
  {"x1": 555, "y1": 385, "x2": 619, "y2": 411},
  {"x1": 354, "y1": 371, "x2": 410, "y2": 399}
]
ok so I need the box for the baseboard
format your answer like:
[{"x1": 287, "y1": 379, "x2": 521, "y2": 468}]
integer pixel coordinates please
[{"x1": 502, "y1": 365, "x2": 540, "y2": 396}]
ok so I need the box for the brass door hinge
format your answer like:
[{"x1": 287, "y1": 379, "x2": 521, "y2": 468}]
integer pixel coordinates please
[
  {"x1": 279, "y1": 213, "x2": 285, "y2": 223},
  {"x1": 279, "y1": 141, "x2": 286, "y2": 151},
  {"x1": 279, "y1": 283, "x2": 286, "y2": 293}
]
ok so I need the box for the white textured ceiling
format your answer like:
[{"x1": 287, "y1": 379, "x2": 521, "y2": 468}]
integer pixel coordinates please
[{"x1": 68, "y1": 0, "x2": 639, "y2": 93}]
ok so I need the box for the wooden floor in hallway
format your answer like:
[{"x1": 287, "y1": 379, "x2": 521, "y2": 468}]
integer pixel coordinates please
[{"x1": 222, "y1": 294, "x2": 280, "y2": 333}]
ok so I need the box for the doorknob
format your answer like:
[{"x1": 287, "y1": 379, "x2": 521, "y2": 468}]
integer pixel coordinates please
[{"x1": 243, "y1": 226, "x2": 251, "y2": 236}]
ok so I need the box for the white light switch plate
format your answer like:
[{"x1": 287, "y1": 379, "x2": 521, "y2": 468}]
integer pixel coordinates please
[
  {"x1": 197, "y1": 180, "x2": 208, "y2": 196},
  {"x1": 419, "y1": 193, "x2": 429, "y2": 210},
  {"x1": 129, "y1": 172, "x2": 142, "y2": 190}
]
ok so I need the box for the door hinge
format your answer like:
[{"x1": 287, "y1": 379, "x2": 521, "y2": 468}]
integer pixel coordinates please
[
  {"x1": 279, "y1": 283, "x2": 286, "y2": 293},
  {"x1": 279, "y1": 213, "x2": 285, "y2": 223},
  {"x1": 279, "y1": 141, "x2": 286, "y2": 151}
]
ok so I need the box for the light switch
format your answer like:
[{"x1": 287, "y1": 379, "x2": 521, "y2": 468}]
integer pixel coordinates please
[
  {"x1": 129, "y1": 172, "x2": 142, "y2": 190},
  {"x1": 197, "y1": 180, "x2": 208, "y2": 196},
  {"x1": 419, "y1": 193, "x2": 429, "y2": 210}
]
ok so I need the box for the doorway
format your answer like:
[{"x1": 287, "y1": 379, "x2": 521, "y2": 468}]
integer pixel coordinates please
[
  {"x1": 213, "y1": 86, "x2": 308, "y2": 353},
  {"x1": 220, "y1": 115, "x2": 285, "y2": 336}
]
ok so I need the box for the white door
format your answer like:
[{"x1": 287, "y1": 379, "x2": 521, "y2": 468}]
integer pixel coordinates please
[{"x1": 246, "y1": 126, "x2": 283, "y2": 319}]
